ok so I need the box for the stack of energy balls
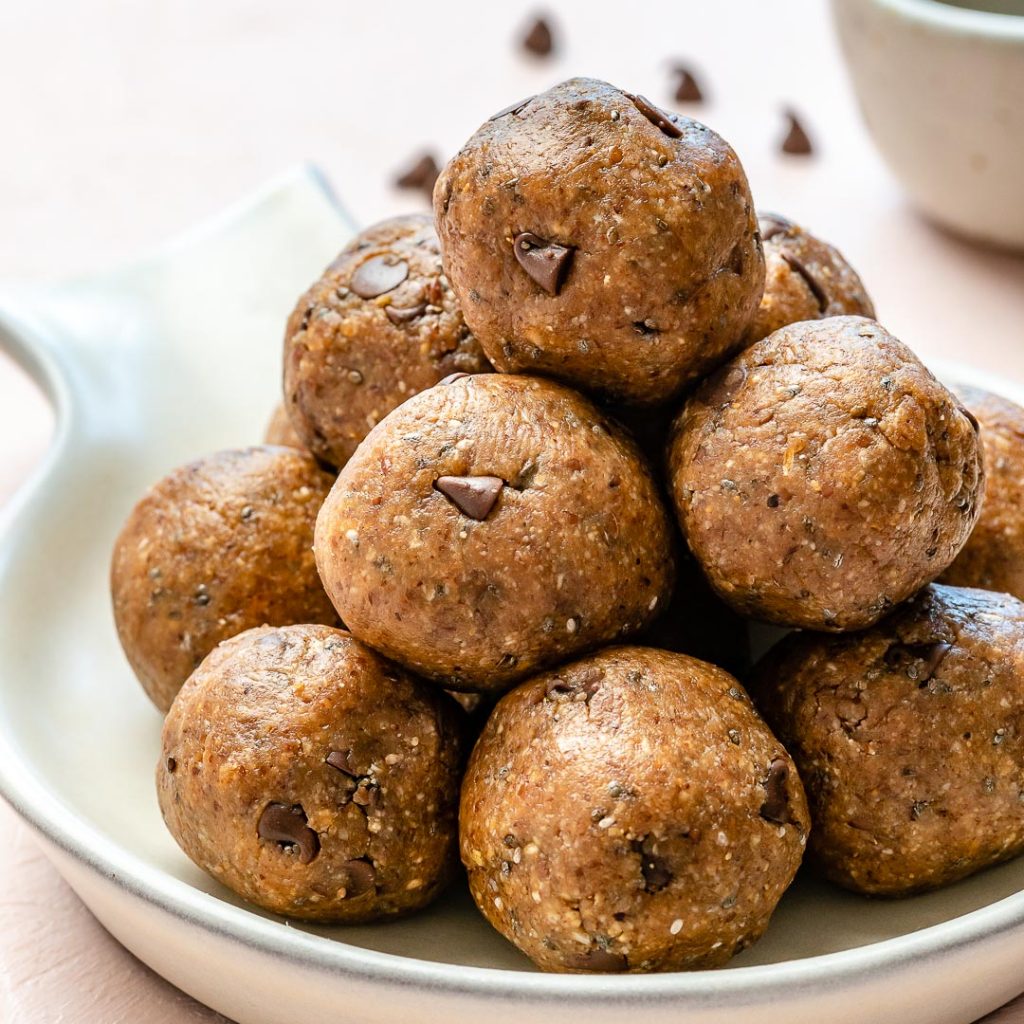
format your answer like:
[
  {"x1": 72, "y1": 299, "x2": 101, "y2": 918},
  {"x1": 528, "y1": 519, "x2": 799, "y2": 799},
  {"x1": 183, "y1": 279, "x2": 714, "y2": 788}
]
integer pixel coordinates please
[{"x1": 110, "y1": 78, "x2": 1024, "y2": 973}]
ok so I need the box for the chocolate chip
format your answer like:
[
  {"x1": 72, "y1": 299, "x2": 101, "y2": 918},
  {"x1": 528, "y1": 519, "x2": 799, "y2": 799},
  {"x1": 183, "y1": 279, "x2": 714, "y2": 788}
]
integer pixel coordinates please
[
  {"x1": 394, "y1": 152, "x2": 440, "y2": 194},
  {"x1": 385, "y1": 302, "x2": 428, "y2": 325},
  {"x1": 672, "y1": 66, "x2": 703, "y2": 103},
  {"x1": 512, "y1": 232, "x2": 573, "y2": 295},
  {"x1": 961, "y1": 406, "x2": 980, "y2": 432},
  {"x1": 884, "y1": 641, "x2": 952, "y2": 681},
  {"x1": 624, "y1": 93, "x2": 683, "y2": 139},
  {"x1": 570, "y1": 948, "x2": 628, "y2": 972},
  {"x1": 438, "y1": 372, "x2": 471, "y2": 386},
  {"x1": 767, "y1": 494, "x2": 781, "y2": 508},
  {"x1": 781, "y1": 252, "x2": 828, "y2": 313},
  {"x1": 759, "y1": 212, "x2": 795, "y2": 242},
  {"x1": 435, "y1": 475, "x2": 504, "y2": 520},
  {"x1": 521, "y1": 16, "x2": 553, "y2": 56},
  {"x1": 350, "y1": 256, "x2": 409, "y2": 299},
  {"x1": 165, "y1": 756, "x2": 177, "y2": 773},
  {"x1": 257, "y1": 802, "x2": 320, "y2": 864},
  {"x1": 340, "y1": 857, "x2": 377, "y2": 898},
  {"x1": 781, "y1": 109, "x2": 813, "y2": 155},
  {"x1": 489, "y1": 96, "x2": 534, "y2": 121},
  {"x1": 759, "y1": 759, "x2": 791, "y2": 825},
  {"x1": 326, "y1": 749, "x2": 357, "y2": 777}
]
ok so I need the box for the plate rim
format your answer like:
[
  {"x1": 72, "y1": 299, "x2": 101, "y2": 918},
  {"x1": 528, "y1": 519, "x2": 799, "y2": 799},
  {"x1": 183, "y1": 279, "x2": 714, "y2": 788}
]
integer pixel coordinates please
[{"x1": 2, "y1": 170, "x2": 1024, "y2": 1007}]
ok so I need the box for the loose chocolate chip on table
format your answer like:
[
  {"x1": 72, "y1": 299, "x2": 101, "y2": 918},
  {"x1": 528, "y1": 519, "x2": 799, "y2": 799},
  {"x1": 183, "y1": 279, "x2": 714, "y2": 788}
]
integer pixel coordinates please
[
  {"x1": 435, "y1": 475, "x2": 504, "y2": 520},
  {"x1": 350, "y1": 255, "x2": 410, "y2": 299},
  {"x1": 781, "y1": 252, "x2": 829, "y2": 313},
  {"x1": 385, "y1": 302, "x2": 428, "y2": 325},
  {"x1": 257, "y1": 802, "x2": 320, "y2": 864},
  {"x1": 780, "y1": 109, "x2": 814, "y2": 155},
  {"x1": 521, "y1": 16, "x2": 554, "y2": 56},
  {"x1": 512, "y1": 232, "x2": 574, "y2": 295},
  {"x1": 624, "y1": 93, "x2": 683, "y2": 139},
  {"x1": 489, "y1": 95, "x2": 535, "y2": 121},
  {"x1": 394, "y1": 152, "x2": 440, "y2": 194},
  {"x1": 340, "y1": 857, "x2": 377, "y2": 898},
  {"x1": 759, "y1": 759, "x2": 791, "y2": 825},
  {"x1": 672, "y1": 66, "x2": 704, "y2": 103}
]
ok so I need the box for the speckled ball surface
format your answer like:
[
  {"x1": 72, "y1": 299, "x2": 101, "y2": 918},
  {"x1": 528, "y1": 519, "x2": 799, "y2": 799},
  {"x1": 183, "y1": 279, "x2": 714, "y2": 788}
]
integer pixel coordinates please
[
  {"x1": 111, "y1": 446, "x2": 338, "y2": 711},
  {"x1": 668, "y1": 316, "x2": 983, "y2": 631},
  {"x1": 754, "y1": 585, "x2": 1024, "y2": 896},
  {"x1": 747, "y1": 212, "x2": 875, "y2": 343},
  {"x1": 460, "y1": 646, "x2": 808, "y2": 972},
  {"x1": 434, "y1": 77, "x2": 764, "y2": 406},
  {"x1": 283, "y1": 214, "x2": 490, "y2": 468},
  {"x1": 314, "y1": 373, "x2": 676, "y2": 692}
]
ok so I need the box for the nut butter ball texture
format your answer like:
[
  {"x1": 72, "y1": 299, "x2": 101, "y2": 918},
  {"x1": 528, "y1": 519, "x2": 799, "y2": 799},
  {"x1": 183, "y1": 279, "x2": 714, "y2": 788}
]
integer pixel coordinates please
[
  {"x1": 158, "y1": 625, "x2": 464, "y2": 921},
  {"x1": 942, "y1": 386, "x2": 1024, "y2": 601},
  {"x1": 460, "y1": 647, "x2": 808, "y2": 973},
  {"x1": 111, "y1": 446, "x2": 339, "y2": 712},
  {"x1": 314, "y1": 374, "x2": 676, "y2": 692},
  {"x1": 283, "y1": 214, "x2": 490, "y2": 469},
  {"x1": 753, "y1": 585, "x2": 1024, "y2": 896},
  {"x1": 668, "y1": 316, "x2": 983, "y2": 631},
  {"x1": 434, "y1": 77, "x2": 765, "y2": 406}
]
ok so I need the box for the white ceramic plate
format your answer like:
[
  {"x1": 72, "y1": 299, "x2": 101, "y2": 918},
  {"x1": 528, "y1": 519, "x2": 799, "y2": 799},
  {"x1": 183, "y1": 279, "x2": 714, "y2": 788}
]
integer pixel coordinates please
[{"x1": 2, "y1": 168, "x2": 1024, "y2": 1024}]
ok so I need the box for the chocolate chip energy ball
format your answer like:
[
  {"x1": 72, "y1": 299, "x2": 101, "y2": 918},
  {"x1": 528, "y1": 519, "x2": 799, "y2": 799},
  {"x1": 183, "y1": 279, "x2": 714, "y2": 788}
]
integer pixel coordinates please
[
  {"x1": 460, "y1": 646, "x2": 808, "y2": 972},
  {"x1": 283, "y1": 214, "x2": 490, "y2": 468},
  {"x1": 263, "y1": 402, "x2": 305, "y2": 449},
  {"x1": 754, "y1": 585, "x2": 1024, "y2": 896},
  {"x1": 435, "y1": 77, "x2": 764, "y2": 407},
  {"x1": 747, "y1": 212, "x2": 875, "y2": 343},
  {"x1": 111, "y1": 447, "x2": 337, "y2": 711},
  {"x1": 158, "y1": 625, "x2": 463, "y2": 921},
  {"x1": 942, "y1": 387, "x2": 1024, "y2": 600},
  {"x1": 669, "y1": 316, "x2": 983, "y2": 631},
  {"x1": 315, "y1": 374, "x2": 675, "y2": 692}
]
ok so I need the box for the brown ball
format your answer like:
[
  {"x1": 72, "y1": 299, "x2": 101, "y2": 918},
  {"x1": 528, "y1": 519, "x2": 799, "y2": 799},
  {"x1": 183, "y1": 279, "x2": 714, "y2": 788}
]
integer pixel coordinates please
[
  {"x1": 111, "y1": 446, "x2": 337, "y2": 711},
  {"x1": 668, "y1": 316, "x2": 983, "y2": 631},
  {"x1": 753, "y1": 585, "x2": 1024, "y2": 896},
  {"x1": 942, "y1": 386, "x2": 1024, "y2": 600},
  {"x1": 434, "y1": 78, "x2": 764, "y2": 407},
  {"x1": 283, "y1": 214, "x2": 490, "y2": 468},
  {"x1": 158, "y1": 624, "x2": 464, "y2": 921},
  {"x1": 747, "y1": 212, "x2": 875, "y2": 343},
  {"x1": 460, "y1": 646, "x2": 808, "y2": 972},
  {"x1": 314, "y1": 373, "x2": 676, "y2": 692},
  {"x1": 263, "y1": 402, "x2": 306, "y2": 450}
]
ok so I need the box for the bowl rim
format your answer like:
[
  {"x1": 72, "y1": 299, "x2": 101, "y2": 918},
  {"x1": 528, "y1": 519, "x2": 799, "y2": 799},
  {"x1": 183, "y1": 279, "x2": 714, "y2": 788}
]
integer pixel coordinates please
[{"x1": 872, "y1": 0, "x2": 1024, "y2": 38}]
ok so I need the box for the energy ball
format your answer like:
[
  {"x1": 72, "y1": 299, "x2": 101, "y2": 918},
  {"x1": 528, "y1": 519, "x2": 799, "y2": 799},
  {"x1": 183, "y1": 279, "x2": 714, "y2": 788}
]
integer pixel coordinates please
[
  {"x1": 158, "y1": 624, "x2": 464, "y2": 921},
  {"x1": 747, "y1": 212, "x2": 875, "y2": 343},
  {"x1": 668, "y1": 316, "x2": 983, "y2": 631},
  {"x1": 283, "y1": 214, "x2": 490, "y2": 468},
  {"x1": 111, "y1": 446, "x2": 337, "y2": 711},
  {"x1": 460, "y1": 646, "x2": 808, "y2": 973},
  {"x1": 263, "y1": 402, "x2": 305, "y2": 450},
  {"x1": 434, "y1": 77, "x2": 764, "y2": 407},
  {"x1": 315, "y1": 373, "x2": 676, "y2": 692},
  {"x1": 753, "y1": 585, "x2": 1024, "y2": 896},
  {"x1": 942, "y1": 386, "x2": 1024, "y2": 600}
]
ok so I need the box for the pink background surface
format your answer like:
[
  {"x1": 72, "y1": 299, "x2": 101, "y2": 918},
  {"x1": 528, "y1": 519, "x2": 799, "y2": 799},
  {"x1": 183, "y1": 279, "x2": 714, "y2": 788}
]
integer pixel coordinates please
[{"x1": 1, "y1": 1, "x2": 1023, "y2": 1020}]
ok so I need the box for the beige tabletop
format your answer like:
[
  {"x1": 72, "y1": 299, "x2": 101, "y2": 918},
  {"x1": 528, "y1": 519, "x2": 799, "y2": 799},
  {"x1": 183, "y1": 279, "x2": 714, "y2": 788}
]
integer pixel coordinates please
[{"x1": 2, "y1": 0, "x2": 1024, "y2": 1021}]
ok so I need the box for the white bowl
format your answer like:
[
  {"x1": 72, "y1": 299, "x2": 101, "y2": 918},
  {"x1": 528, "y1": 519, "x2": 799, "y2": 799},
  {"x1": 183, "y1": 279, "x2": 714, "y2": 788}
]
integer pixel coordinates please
[
  {"x1": 832, "y1": 0, "x2": 1024, "y2": 250},
  {"x1": 3, "y1": 169, "x2": 1024, "y2": 1024}
]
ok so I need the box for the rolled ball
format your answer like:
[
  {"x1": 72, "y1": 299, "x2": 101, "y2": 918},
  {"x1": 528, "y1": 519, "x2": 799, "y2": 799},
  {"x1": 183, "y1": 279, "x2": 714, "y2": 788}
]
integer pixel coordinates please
[
  {"x1": 754, "y1": 585, "x2": 1024, "y2": 895},
  {"x1": 158, "y1": 624, "x2": 464, "y2": 921},
  {"x1": 460, "y1": 646, "x2": 808, "y2": 972},
  {"x1": 315, "y1": 373, "x2": 676, "y2": 692},
  {"x1": 111, "y1": 446, "x2": 337, "y2": 711},
  {"x1": 283, "y1": 214, "x2": 490, "y2": 468},
  {"x1": 263, "y1": 402, "x2": 306, "y2": 450},
  {"x1": 668, "y1": 316, "x2": 983, "y2": 631},
  {"x1": 434, "y1": 77, "x2": 764, "y2": 406}
]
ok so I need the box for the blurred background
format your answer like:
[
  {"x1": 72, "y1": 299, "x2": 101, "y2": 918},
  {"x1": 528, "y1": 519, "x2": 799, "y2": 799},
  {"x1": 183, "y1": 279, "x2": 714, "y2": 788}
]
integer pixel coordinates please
[{"x1": 0, "y1": 0, "x2": 1022, "y2": 1020}]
